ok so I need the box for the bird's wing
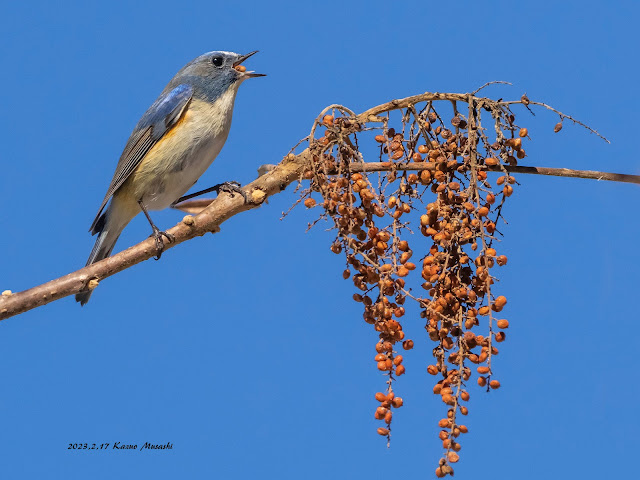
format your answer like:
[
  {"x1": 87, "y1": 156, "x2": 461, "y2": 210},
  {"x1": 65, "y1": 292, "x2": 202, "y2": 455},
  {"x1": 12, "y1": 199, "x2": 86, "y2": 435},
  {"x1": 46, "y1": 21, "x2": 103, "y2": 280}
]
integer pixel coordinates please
[{"x1": 89, "y1": 83, "x2": 193, "y2": 234}]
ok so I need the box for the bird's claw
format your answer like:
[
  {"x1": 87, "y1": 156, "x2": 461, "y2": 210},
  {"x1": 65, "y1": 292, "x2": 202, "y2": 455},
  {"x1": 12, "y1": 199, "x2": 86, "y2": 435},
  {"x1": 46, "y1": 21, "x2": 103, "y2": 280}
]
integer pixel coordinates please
[
  {"x1": 215, "y1": 181, "x2": 248, "y2": 204},
  {"x1": 150, "y1": 227, "x2": 175, "y2": 260}
]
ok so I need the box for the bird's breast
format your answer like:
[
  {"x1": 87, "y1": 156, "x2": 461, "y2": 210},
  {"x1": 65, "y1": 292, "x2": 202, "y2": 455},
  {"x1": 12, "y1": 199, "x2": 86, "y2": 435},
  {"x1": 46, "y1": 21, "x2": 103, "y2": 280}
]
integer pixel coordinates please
[{"x1": 128, "y1": 90, "x2": 239, "y2": 210}]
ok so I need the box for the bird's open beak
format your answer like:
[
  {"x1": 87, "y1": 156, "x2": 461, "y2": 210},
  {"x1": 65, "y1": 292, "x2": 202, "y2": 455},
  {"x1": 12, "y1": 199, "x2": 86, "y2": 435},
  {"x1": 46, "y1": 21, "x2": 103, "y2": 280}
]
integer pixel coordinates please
[{"x1": 233, "y1": 51, "x2": 266, "y2": 78}]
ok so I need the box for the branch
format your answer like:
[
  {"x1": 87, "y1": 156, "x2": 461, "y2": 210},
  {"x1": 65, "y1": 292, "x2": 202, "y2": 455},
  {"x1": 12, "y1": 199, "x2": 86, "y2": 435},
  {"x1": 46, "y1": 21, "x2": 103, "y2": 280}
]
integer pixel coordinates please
[
  {"x1": 0, "y1": 152, "x2": 311, "y2": 320},
  {"x1": 1, "y1": 90, "x2": 635, "y2": 321},
  {"x1": 345, "y1": 162, "x2": 640, "y2": 184}
]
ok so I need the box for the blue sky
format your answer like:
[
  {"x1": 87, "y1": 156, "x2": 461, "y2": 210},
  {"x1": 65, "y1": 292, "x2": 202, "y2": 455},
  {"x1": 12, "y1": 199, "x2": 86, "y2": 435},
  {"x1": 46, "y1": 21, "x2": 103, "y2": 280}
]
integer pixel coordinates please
[{"x1": 0, "y1": 1, "x2": 638, "y2": 478}]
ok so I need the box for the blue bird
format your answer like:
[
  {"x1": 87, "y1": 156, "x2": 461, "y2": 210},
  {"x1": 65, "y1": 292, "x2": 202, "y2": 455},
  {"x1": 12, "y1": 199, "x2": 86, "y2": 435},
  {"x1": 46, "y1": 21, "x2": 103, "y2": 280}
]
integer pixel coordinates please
[{"x1": 76, "y1": 51, "x2": 264, "y2": 305}]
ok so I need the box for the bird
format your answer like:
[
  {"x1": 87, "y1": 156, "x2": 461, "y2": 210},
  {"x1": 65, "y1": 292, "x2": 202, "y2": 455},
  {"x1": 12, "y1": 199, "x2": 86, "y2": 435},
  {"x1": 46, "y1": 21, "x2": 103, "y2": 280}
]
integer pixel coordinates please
[{"x1": 75, "y1": 50, "x2": 264, "y2": 305}]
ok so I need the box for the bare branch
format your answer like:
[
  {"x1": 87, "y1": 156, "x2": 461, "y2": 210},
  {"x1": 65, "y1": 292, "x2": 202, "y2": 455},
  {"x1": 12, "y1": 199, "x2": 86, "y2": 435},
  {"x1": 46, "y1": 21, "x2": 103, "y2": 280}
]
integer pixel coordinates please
[{"x1": 0, "y1": 152, "x2": 311, "y2": 320}]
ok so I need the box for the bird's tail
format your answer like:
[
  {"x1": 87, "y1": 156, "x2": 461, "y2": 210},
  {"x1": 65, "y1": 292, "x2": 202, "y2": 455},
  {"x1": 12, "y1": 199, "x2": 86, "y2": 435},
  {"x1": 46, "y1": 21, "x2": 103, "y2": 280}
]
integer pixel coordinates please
[{"x1": 76, "y1": 200, "x2": 134, "y2": 306}]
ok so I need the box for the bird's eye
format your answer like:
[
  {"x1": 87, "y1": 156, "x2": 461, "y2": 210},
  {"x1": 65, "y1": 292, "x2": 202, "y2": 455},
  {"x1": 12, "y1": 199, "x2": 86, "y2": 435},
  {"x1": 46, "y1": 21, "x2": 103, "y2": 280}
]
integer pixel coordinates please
[{"x1": 211, "y1": 56, "x2": 224, "y2": 67}]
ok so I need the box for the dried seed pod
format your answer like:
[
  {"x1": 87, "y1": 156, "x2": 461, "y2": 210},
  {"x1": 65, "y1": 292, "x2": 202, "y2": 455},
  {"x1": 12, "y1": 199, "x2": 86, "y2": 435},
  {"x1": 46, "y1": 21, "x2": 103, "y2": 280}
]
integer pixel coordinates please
[
  {"x1": 554, "y1": 122, "x2": 563, "y2": 133},
  {"x1": 420, "y1": 170, "x2": 432, "y2": 184},
  {"x1": 497, "y1": 319, "x2": 509, "y2": 329},
  {"x1": 494, "y1": 296, "x2": 507, "y2": 308}
]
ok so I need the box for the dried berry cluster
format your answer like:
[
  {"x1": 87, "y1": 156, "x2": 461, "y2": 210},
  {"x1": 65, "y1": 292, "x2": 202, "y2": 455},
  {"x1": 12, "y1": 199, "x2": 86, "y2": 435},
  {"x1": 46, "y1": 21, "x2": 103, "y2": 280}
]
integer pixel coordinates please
[{"x1": 298, "y1": 98, "x2": 530, "y2": 475}]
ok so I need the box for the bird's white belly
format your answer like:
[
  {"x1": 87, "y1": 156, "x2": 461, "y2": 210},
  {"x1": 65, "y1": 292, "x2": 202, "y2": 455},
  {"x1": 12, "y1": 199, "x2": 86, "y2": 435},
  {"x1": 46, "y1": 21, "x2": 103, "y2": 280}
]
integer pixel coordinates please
[{"x1": 132, "y1": 91, "x2": 238, "y2": 210}]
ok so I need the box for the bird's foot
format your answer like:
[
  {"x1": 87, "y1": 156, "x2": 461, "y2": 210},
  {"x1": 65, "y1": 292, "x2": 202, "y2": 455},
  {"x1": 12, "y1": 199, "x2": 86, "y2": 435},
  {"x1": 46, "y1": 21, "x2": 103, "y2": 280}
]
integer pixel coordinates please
[
  {"x1": 213, "y1": 181, "x2": 248, "y2": 203},
  {"x1": 171, "y1": 181, "x2": 248, "y2": 206},
  {"x1": 149, "y1": 226, "x2": 175, "y2": 260}
]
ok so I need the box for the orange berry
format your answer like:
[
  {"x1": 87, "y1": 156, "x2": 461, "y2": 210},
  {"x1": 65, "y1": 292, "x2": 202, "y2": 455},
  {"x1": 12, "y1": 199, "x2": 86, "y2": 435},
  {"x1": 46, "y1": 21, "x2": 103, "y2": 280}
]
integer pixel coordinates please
[
  {"x1": 303, "y1": 197, "x2": 316, "y2": 208},
  {"x1": 477, "y1": 206, "x2": 489, "y2": 217},
  {"x1": 438, "y1": 418, "x2": 450, "y2": 428},
  {"x1": 478, "y1": 306, "x2": 490, "y2": 316},
  {"x1": 448, "y1": 452, "x2": 460, "y2": 463},
  {"x1": 478, "y1": 376, "x2": 487, "y2": 387},
  {"x1": 460, "y1": 391, "x2": 470, "y2": 401},
  {"x1": 519, "y1": 127, "x2": 528, "y2": 137},
  {"x1": 402, "y1": 339, "x2": 414, "y2": 350},
  {"x1": 494, "y1": 296, "x2": 507, "y2": 308},
  {"x1": 375, "y1": 392, "x2": 387, "y2": 402},
  {"x1": 495, "y1": 331, "x2": 506, "y2": 342},
  {"x1": 489, "y1": 380, "x2": 501, "y2": 389},
  {"x1": 427, "y1": 365, "x2": 438, "y2": 375},
  {"x1": 497, "y1": 319, "x2": 509, "y2": 329},
  {"x1": 322, "y1": 114, "x2": 334, "y2": 127},
  {"x1": 392, "y1": 397, "x2": 403, "y2": 408},
  {"x1": 376, "y1": 406, "x2": 388, "y2": 416},
  {"x1": 395, "y1": 365, "x2": 406, "y2": 376},
  {"x1": 435, "y1": 467, "x2": 445, "y2": 478},
  {"x1": 393, "y1": 355, "x2": 403, "y2": 366},
  {"x1": 485, "y1": 157, "x2": 499, "y2": 166},
  {"x1": 377, "y1": 427, "x2": 389, "y2": 436},
  {"x1": 496, "y1": 255, "x2": 508, "y2": 266},
  {"x1": 377, "y1": 361, "x2": 388, "y2": 371},
  {"x1": 442, "y1": 394, "x2": 455, "y2": 405},
  {"x1": 459, "y1": 406, "x2": 468, "y2": 415},
  {"x1": 375, "y1": 134, "x2": 386, "y2": 143},
  {"x1": 503, "y1": 184, "x2": 514, "y2": 196},
  {"x1": 397, "y1": 266, "x2": 410, "y2": 277},
  {"x1": 459, "y1": 425, "x2": 468, "y2": 433},
  {"x1": 477, "y1": 366, "x2": 490, "y2": 374}
]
